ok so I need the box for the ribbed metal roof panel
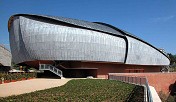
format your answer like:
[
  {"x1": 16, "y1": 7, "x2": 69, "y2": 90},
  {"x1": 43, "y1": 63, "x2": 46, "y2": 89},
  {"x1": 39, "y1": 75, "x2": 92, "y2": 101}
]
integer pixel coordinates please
[
  {"x1": 9, "y1": 14, "x2": 124, "y2": 37},
  {"x1": 41, "y1": 15, "x2": 124, "y2": 36}
]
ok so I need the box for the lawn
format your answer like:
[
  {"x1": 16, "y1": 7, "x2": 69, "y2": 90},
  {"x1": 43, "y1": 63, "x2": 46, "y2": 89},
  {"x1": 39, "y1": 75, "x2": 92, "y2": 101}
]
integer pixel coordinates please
[{"x1": 0, "y1": 79, "x2": 143, "y2": 102}]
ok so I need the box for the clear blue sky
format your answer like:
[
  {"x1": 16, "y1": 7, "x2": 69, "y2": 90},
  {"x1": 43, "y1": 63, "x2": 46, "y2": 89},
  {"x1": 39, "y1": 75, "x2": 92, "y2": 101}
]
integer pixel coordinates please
[{"x1": 0, "y1": 0, "x2": 176, "y2": 54}]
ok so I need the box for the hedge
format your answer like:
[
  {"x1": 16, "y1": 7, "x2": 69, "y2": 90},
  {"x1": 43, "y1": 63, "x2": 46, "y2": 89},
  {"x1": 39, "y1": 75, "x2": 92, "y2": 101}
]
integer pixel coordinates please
[{"x1": 0, "y1": 73, "x2": 37, "y2": 83}]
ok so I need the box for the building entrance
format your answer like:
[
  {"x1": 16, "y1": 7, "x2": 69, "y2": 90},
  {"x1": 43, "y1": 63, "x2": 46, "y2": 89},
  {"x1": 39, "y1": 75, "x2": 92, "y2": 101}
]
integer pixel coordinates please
[{"x1": 62, "y1": 68, "x2": 97, "y2": 78}]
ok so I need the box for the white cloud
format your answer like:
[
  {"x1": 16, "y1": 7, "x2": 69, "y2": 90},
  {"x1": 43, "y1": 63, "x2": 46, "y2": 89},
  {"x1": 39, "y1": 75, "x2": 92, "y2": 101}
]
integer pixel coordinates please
[{"x1": 152, "y1": 15, "x2": 175, "y2": 22}]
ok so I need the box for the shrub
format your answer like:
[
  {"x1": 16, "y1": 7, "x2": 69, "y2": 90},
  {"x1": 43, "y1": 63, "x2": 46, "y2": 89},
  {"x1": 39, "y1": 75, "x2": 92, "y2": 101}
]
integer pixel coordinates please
[
  {"x1": 0, "y1": 72, "x2": 37, "y2": 82},
  {"x1": 11, "y1": 74, "x2": 17, "y2": 80},
  {"x1": 158, "y1": 91, "x2": 176, "y2": 102}
]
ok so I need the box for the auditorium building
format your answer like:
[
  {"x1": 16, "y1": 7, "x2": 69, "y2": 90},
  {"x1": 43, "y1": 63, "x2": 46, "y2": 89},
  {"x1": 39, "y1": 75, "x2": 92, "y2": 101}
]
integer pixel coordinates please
[{"x1": 8, "y1": 14, "x2": 170, "y2": 78}]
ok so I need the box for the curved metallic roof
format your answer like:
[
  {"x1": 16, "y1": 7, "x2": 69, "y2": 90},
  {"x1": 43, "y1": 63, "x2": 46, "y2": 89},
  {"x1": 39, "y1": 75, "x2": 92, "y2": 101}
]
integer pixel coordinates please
[
  {"x1": 8, "y1": 14, "x2": 169, "y2": 60},
  {"x1": 8, "y1": 14, "x2": 124, "y2": 37},
  {"x1": 93, "y1": 22, "x2": 170, "y2": 60}
]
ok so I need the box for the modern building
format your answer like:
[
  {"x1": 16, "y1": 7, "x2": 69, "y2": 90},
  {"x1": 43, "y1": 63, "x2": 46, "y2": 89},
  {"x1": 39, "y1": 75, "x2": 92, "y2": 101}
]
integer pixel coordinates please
[
  {"x1": 8, "y1": 14, "x2": 170, "y2": 78},
  {"x1": 0, "y1": 45, "x2": 11, "y2": 72}
]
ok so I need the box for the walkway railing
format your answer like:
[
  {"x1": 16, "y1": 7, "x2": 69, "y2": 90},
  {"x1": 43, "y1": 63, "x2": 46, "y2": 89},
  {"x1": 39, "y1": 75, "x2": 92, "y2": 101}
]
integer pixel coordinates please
[
  {"x1": 39, "y1": 64, "x2": 63, "y2": 77},
  {"x1": 108, "y1": 73, "x2": 153, "y2": 102}
]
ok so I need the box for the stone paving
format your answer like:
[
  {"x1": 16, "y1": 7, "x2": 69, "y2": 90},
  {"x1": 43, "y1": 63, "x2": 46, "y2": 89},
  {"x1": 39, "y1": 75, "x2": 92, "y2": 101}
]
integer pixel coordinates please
[{"x1": 0, "y1": 78, "x2": 71, "y2": 97}]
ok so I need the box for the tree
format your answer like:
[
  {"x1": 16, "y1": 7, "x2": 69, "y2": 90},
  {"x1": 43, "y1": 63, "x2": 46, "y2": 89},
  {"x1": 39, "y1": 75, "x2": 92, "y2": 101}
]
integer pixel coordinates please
[
  {"x1": 168, "y1": 53, "x2": 176, "y2": 72},
  {"x1": 11, "y1": 62, "x2": 20, "y2": 70},
  {"x1": 168, "y1": 53, "x2": 176, "y2": 65}
]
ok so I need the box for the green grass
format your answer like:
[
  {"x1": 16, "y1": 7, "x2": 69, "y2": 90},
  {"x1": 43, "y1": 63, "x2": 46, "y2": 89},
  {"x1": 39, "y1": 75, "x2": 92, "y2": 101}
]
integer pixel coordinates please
[{"x1": 0, "y1": 79, "x2": 140, "y2": 102}]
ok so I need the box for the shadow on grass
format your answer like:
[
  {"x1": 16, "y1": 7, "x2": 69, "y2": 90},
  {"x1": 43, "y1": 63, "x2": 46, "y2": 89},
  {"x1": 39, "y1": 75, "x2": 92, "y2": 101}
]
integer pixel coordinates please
[{"x1": 126, "y1": 85, "x2": 144, "y2": 102}]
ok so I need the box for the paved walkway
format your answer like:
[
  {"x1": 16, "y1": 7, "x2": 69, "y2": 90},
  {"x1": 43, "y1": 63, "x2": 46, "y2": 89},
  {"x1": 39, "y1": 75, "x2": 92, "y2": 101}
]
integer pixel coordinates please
[
  {"x1": 0, "y1": 78, "x2": 71, "y2": 97},
  {"x1": 149, "y1": 86, "x2": 162, "y2": 102}
]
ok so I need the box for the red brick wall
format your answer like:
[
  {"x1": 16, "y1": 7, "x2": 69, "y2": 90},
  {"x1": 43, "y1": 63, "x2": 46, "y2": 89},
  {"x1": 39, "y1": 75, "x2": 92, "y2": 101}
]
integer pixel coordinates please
[
  {"x1": 80, "y1": 62, "x2": 125, "y2": 78},
  {"x1": 25, "y1": 60, "x2": 54, "y2": 68},
  {"x1": 109, "y1": 73, "x2": 176, "y2": 94},
  {"x1": 79, "y1": 62, "x2": 162, "y2": 78}
]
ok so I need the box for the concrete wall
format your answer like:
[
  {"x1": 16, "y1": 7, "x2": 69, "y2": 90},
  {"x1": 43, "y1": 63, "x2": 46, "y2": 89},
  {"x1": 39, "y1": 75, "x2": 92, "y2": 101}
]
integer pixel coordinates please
[{"x1": 109, "y1": 73, "x2": 176, "y2": 94}]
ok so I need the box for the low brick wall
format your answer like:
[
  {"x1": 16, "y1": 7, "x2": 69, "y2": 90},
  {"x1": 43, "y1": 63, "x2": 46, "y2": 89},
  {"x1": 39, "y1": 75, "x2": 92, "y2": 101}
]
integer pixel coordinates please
[{"x1": 109, "y1": 72, "x2": 176, "y2": 94}]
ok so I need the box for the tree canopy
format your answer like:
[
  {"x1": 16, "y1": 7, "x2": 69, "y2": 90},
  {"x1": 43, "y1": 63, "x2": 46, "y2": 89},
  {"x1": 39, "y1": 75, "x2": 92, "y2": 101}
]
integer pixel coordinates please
[{"x1": 168, "y1": 53, "x2": 176, "y2": 65}]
